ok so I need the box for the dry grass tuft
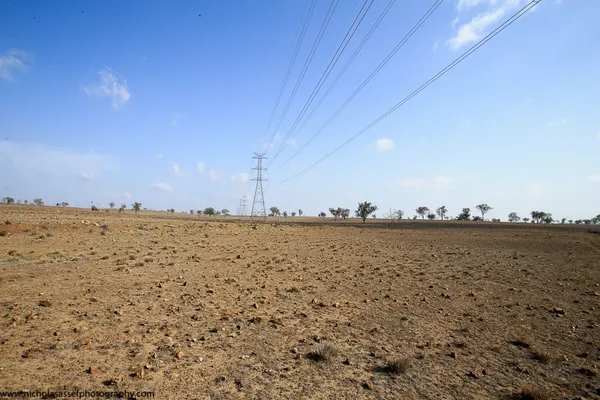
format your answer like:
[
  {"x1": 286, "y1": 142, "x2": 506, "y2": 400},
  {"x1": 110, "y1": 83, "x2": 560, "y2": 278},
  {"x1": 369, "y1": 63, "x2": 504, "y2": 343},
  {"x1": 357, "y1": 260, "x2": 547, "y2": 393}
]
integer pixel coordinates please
[
  {"x1": 375, "y1": 358, "x2": 410, "y2": 375},
  {"x1": 306, "y1": 343, "x2": 337, "y2": 362},
  {"x1": 512, "y1": 385, "x2": 549, "y2": 400},
  {"x1": 530, "y1": 348, "x2": 551, "y2": 364}
]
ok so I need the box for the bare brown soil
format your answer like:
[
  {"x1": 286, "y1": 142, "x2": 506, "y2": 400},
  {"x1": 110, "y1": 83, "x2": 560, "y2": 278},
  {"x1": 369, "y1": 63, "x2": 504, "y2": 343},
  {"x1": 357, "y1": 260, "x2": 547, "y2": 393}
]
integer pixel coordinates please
[{"x1": 0, "y1": 206, "x2": 599, "y2": 399}]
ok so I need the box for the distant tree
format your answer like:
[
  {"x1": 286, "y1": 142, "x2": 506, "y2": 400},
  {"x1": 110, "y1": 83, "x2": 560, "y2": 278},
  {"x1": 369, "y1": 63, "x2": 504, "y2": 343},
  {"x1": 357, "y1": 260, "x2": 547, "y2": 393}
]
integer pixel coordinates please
[
  {"x1": 416, "y1": 206, "x2": 429, "y2": 219},
  {"x1": 291, "y1": 211, "x2": 296, "y2": 217},
  {"x1": 132, "y1": 202, "x2": 142, "y2": 213},
  {"x1": 560, "y1": 218, "x2": 566, "y2": 224},
  {"x1": 567, "y1": 219, "x2": 573, "y2": 224},
  {"x1": 119, "y1": 204, "x2": 126, "y2": 212},
  {"x1": 329, "y1": 207, "x2": 340, "y2": 220},
  {"x1": 531, "y1": 211, "x2": 552, "y2": 224},
  {"x1": 355, "y1": 201, "x2": 377, "y2": 223},
  {"x1": 269, "y1": 207, "x2": 280, "y2": 217},
  {"x1": 436, "y1": 206, "x2": 447, "y2": 220},
  {"x1": 61, "y1": 201, "x2": 69, "y2": 207},
  {"x1": 472, "y1": 216, "x2": 482, "y2": 221},
  {"x1": 33, "y1": 198, "x2": 44, "y2": 206},
  {"x1": 109, "y1": 202, "x2": 115, "y2": 209},
  {"x1": 491, "y1": 218, "x2": 501, "y2": 223},
  {"x1": 591, "y1": 214, "x2": 600, "y2": 224},
  {"x1": 522, "y1": 217, "x2": 530, "y2": 223},
  {"x1": 196, "y1": 210, "x2": 202, "y2": 215},
  {"x1": 283, "y1": 211, "x2": 288, "y2": 217},
  {"x1": 221, "y1": 209, "x2": 230, "y2": 216},
  {"x1": 318, "y1": 211, "x2": 326, "y2": 218},
  {"x1": 476, "y1": 204, "x2": 492, "y2": 220},
  {"x1": 167, "y1": 208, "x2": 175, "y2": 213},
  {"x1": 457, "y1": 208, "x2": 471, "y2": 221},
  {"x1": 190, "y1": 209, "x2": 194, "y2": 215},
  {"x1": 298, "y1": 209, "x2": 303, "y2": 217},
  {"x1": 340, "y1": 208, "x2": 350, "y2": 220},
  {"x1": 395, "y1": 210, "x2": 404, "y2": 220},
  {"x1": 203, "y1": 207, "x2": 216, "y2": 216},
  {"x1": 427, "y1": 213, "x2": 436, "y2": 220},
  {"x1": 508, "y1": 212, "x2": 520, "y2": 223},
  {"x1": 23, "y1": 200, "x2": 28, "y2": 204},
  {"x1": 2, "y1": 197, "x2": 15, "y2": 204},
  {"x1": 91, "y1": 205, "x2": 98, "y2": 211}
]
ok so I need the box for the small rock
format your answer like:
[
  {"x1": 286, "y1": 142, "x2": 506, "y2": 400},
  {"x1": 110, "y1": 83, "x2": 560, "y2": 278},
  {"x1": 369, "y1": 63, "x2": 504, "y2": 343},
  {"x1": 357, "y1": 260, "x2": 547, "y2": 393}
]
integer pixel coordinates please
[
  {"x1": 38, "y1": 300, "x2": 51, "y2": 307},
  {"x1": 85, "y1": 366, "x2": 99, "y2": 375}
]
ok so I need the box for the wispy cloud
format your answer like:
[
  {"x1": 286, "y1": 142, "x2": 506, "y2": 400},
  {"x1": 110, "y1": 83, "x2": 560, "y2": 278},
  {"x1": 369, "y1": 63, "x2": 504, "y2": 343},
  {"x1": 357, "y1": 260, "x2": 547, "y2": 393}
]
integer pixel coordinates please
[
  {"x1": 448, "y1": 0, "x2": 527, "y2": 50},
  {"x1": 196, "y1": 162, "x2": 206, "y2": 174},
  {"x1": 79, "y1": 171, "x2": 95, "y2": 181},
  {"x1": 151, "y1": 182, "x2": 173, "y2": 192},
  {"x1": 84, "y1": 68, "x2": 130, "y2": 109},
  {"x1": 0, "y1": 139, "x2": 112, "y2": 181},
  {"x1": 0, "y1": 49, "x2": 31, "y2": 81},
  {"x1": 375, "y1": 137, "x2": 395, "y2": 152},
  {"x1": 170, "y1": 162, "x2": 183, "y2": 176},
  {"x1": 398, "y1": 176, "x2": 453, "y2": 190}
]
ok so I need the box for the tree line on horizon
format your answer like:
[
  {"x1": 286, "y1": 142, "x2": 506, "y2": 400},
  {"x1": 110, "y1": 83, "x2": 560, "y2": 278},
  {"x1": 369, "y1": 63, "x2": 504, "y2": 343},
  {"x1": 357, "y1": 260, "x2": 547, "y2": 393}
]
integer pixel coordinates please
[{"x1": 2, "y1": 196, "x2": 599, "y2": 225}]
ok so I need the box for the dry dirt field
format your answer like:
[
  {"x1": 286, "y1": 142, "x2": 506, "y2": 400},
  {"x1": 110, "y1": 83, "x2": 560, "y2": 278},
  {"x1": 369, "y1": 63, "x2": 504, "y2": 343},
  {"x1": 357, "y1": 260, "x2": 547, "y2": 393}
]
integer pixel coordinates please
[{"x1": 0, "y1": 206, "x2": 599, "y2": 399}]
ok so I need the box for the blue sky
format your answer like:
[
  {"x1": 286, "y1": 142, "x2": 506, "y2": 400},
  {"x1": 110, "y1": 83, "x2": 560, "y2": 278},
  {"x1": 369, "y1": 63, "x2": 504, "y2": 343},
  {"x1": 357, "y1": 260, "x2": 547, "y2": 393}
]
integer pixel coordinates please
[{"x1": 1, "y1": 0, "x2": 598, "y2": 220}]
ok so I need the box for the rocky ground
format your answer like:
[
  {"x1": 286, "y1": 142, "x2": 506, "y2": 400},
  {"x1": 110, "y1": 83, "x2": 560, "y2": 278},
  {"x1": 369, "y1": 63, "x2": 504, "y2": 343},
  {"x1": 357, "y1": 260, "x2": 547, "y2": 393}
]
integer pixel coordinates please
[{"x1": 0, "y1": 206, "x2": 599, "y2": 399}]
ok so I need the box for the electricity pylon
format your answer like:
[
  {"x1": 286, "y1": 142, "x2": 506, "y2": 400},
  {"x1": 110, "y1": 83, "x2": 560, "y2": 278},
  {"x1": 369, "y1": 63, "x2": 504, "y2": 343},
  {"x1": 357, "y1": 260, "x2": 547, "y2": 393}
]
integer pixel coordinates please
[{"x1": 250, "y1": 153, "x2": 267, "y2": 218}]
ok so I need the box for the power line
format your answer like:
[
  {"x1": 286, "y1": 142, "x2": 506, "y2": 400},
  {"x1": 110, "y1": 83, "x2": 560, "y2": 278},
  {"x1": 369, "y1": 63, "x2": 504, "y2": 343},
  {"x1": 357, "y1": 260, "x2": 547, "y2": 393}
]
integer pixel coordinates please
[
  {"x1": 284, "y1": 0, "x2": 398, "y2": 153},
  {"x1": 269, "y1": 0, "x2": 375, "y2": 164},
  {"x1": 280, "y1": 0, "x2": 444, "y2": 168},
  {"x1": 267, "y1": 0, "x2": 339, "y2": 152},
  {"x1": 264, "y1": 0, "x2": 316, "y2": 144},
  {"x1": 281, "y1": 0, "x2": 543, "y2": 184}
]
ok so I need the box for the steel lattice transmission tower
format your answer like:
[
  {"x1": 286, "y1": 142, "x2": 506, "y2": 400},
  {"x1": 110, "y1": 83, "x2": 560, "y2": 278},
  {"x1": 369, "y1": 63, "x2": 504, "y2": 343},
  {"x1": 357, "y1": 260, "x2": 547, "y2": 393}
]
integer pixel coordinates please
[
  {"x1": 250, "y1": 153, "x2": 267, "y2": 218},
  {"x1": 238, "y1": 196, "x2": 248, "y2": 216}
]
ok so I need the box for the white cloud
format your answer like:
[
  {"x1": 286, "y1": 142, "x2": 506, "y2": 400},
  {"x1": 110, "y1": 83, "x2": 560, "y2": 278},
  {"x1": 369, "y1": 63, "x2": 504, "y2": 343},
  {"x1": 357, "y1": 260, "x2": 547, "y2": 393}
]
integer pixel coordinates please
[
  {"x1": 151, "y1": 182, "x2": 173, "y2": 192},
  {"x1": 84, "y1": 68, "x2": 130, "y2": 109},
  {"x1": 0, "y1": 140, "x2": 112, "y2": 181},
  {"x1": 588, "y1": 174, "x2": 600, "y2": 183},
  {"x1": 457, "y1": 0, "x2": 489, "y2": 11},
  {"x1": 0, "y1": 49, "x2": 31, "y2": 81},
  {"x1": 171, "y1": 162, "x2": 183, "y2": 176},
  {"x1": 196, "y1": 162, "x2": 206, "y2": 174},
  {"x1": 231, "y1": 172, "x2": 249, "y2": 184},
  {"x1": 448, "y1": 0, "x2": 527, "y2": 50},
  {"x1": 375, "y1": 138, "x2": 395, "y2": 152},
  {"x1": 79, "y1": 171, "x2": 94, "y2": 181},
  {"x1": 398, "y1": 176, "x2": 453, "y2": 190}
]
